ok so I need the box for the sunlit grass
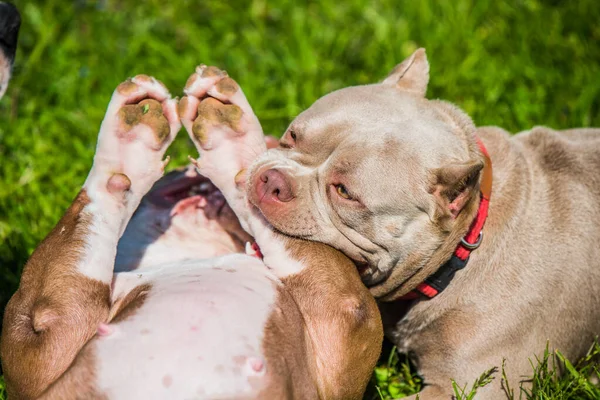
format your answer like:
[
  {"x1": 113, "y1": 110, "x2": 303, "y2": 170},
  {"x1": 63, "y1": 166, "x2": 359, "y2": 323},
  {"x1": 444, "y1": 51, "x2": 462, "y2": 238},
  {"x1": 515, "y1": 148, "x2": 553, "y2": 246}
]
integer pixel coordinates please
[
  {"x1": 369, "y1": 341, "x2": 600, "y2": 399},
  {"x1": 1, "y1": 0, "x2": 599, "y2": 398}
]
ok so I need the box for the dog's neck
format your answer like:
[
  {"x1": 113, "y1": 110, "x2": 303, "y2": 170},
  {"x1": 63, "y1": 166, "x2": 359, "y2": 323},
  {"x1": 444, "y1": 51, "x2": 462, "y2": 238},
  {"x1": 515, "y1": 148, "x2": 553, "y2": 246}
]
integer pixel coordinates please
[
  {"x1": 378, "y1": 136, "x2": 493, "y2": 301},
  {"x1": 381, "y1": 187, "x2": 483, "y2": 301}
]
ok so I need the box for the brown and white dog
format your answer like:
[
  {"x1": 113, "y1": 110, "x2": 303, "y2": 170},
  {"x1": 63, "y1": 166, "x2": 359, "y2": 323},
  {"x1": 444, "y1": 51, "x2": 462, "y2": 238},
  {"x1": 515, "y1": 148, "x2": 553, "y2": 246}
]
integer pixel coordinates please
[
  {"x1": 0, "y1": 70, "x2": 383, "y2": 399},
  {"x1": 246, "y1": 49, "x2": 600, "y2": 398}
]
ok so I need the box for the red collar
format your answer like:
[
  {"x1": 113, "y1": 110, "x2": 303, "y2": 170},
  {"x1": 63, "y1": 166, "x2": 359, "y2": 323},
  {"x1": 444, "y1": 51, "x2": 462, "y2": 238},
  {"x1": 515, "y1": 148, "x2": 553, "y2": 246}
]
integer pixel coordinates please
[{"x1": 400, "y1": 136, "x2": 493, "y2": 300}]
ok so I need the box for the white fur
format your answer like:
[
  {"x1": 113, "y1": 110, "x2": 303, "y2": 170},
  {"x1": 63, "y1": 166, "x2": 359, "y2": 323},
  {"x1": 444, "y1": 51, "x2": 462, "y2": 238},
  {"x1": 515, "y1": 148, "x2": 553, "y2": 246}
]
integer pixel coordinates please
[
  {"x1": 248, "y1": 215, "x2": 306, "y2": 278},
  {"x1": 76, "y1": 77, "x2": 176, "y2": 282},
  {"x1": 96, "y1": 255, "x2": 278, "y2": 399}
]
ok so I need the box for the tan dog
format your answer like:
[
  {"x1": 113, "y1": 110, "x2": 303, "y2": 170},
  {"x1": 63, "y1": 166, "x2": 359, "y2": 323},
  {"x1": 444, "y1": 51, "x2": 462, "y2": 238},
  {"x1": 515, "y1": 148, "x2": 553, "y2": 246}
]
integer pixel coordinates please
[
  {"x1": 247, "y1": 48, "x2": 600, "y2": 398},
  {"x1": 1, "y1": 70, "x2": 382, "y2": 399}
]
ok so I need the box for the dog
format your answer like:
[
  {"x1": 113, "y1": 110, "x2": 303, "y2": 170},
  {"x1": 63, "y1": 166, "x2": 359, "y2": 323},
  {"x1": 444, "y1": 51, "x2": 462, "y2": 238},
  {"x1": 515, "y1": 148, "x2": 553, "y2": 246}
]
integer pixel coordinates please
[
  {"x1": 1, "y1": 69, "x2": 383, "y2": 399},
  {"x1": 0, "y1": 1, "x2": 20, "y2": 98},
  {"x1": 246, "y1": 48, "x2": 600, "y2": 398}
]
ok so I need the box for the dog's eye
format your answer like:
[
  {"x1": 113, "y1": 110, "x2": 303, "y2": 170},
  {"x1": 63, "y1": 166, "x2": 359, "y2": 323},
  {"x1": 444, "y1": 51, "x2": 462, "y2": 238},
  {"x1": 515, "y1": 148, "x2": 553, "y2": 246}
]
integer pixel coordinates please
[
  {"x1": 335, "y1": 184, "x2": 353, "y2": 200},
  {"x1": 279, "y1": 129, "x2": 297, "y2": 149}
]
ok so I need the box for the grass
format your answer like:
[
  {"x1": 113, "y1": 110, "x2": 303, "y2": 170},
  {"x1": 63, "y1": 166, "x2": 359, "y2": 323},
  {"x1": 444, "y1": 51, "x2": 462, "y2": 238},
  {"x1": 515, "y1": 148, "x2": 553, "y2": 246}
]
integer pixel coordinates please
[
  {"x1": 369, "y1": 341, "x2": 600, "y2": 399},
  {"x1": 0, "y1": 0, "x2": 599, "y2": 398}
]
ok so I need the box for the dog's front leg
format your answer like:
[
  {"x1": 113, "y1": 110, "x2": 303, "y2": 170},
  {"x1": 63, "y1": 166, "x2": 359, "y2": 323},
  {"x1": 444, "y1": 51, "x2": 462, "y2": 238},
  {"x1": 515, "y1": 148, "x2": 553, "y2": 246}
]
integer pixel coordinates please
[
  {"x1": 179, "y1": 66, "x2": 267, "y2": 232},
  {"x1": 0, "y1": 76, "x2": 180, "y2": 399},
  {"x1": 179, "y1": 67, "x2": 294, "y2": 268}
]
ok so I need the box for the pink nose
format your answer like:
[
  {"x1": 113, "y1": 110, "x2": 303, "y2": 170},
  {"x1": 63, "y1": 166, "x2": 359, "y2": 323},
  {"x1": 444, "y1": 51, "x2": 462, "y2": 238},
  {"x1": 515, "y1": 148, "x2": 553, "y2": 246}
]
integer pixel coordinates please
[{"x1": 256, "y1": 169, "x2": 294, "y2": 203}]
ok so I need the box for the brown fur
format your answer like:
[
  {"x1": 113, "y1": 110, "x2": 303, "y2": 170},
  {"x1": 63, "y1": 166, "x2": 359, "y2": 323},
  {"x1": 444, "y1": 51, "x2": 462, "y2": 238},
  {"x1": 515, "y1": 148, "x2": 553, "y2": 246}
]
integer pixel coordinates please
[
  {"x1": 39, "y1": 345, "x2": 108, "y2": 400},
  {"x1": 258, "y1": 285, "x2": 320, "y2": 399},
  {"x1": 0, "y1": 190, "x2": 111, "y2": 399},
  {"x1": 2, "y1": 76, "x2": 179, "y2": 399},
  {"x1": 33, "y1": 283, "x2": 155, "y2": 399},
  {"x1": 108, "y1": 283, "x2": 152, "y2": 323},
  {"x1": 276, "y1": 239, "x2": 383, "y2": 399}
]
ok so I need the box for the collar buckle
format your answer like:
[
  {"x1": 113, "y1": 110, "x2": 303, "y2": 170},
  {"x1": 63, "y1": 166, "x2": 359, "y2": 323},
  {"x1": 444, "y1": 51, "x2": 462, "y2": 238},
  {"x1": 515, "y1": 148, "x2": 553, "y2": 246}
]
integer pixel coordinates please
[{"x1": 460, "y1": 231, "x2": 483, "y2": 250}]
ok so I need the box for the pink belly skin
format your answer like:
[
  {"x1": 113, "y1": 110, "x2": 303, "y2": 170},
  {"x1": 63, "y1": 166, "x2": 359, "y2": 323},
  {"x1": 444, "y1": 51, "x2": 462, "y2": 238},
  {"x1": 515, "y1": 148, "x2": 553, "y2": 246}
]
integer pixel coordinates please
[{"x1": 94, "y1": 254, "x2": 278, "y2": 399}]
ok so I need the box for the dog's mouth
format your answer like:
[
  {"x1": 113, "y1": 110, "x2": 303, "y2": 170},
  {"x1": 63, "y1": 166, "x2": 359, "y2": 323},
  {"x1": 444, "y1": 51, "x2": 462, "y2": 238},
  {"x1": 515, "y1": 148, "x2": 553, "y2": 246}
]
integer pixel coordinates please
[
  {"x1": 148, "y1": 167, "x2": 215, "y2": 206},
  {"x1": 145, "y1": 165, "x2": 236, "y2": 226},
  {"x1": 115, "y1": 166, "x2": 251, "y2": 271},
  {"x1": 140, "y1": 165, "x2": 252, "y2": 248}
]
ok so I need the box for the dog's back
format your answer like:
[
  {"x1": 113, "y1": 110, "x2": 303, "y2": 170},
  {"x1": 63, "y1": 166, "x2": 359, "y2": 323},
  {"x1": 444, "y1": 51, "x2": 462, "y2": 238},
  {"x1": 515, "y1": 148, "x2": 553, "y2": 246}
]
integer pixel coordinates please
[{"x1": 443, "y1": 125, "x2": 600, "y2": 397}]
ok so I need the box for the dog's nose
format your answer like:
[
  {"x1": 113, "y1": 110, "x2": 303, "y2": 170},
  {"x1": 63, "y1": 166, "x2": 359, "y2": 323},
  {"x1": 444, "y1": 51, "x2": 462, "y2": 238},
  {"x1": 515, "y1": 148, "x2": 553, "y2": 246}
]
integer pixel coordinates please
[
  {"x1": 256, "y1": 169, "x2": 294, "y2": 203},
  {"x1": 0, "y1": 2, "x2": 21, "y2": 61}
]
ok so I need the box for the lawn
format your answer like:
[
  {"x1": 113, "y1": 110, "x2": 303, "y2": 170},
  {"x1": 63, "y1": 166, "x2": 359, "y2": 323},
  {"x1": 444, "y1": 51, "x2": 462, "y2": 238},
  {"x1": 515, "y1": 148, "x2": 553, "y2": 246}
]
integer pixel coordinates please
[{"x1": 1, "y1": 0, "x2": 599, "y2": 398}]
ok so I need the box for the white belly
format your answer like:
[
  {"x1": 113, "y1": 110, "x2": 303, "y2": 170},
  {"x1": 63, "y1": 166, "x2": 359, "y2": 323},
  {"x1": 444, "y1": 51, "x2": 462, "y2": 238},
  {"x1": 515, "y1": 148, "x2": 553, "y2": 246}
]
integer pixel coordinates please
[{"x1": 94, "y1": 254, "x2": 279, "y2": 399}]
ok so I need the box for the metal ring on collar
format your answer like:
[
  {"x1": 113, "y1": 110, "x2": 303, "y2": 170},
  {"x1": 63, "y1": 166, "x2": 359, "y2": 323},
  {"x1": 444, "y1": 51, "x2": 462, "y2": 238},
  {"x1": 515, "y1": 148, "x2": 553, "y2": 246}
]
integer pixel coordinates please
[{"x1": 460, "y1": 231, "x2": 483, "y2": 250}]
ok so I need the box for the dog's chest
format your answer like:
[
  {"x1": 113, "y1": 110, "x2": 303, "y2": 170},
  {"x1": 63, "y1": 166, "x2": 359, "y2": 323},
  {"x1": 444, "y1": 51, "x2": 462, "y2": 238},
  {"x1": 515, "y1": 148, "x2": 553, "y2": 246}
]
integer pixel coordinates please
[
  {"x1": 92, "y1": 255, "x2": 279, "y2": 399},
  {"x1": 384, "y1": 300, "x2": 447, "y2": 352}
]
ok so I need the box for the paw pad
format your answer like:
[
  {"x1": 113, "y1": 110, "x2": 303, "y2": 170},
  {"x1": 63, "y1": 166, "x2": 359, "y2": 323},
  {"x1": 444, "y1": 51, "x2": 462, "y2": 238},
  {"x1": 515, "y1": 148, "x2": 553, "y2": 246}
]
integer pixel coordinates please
[
  {"x1": 107, "y1": 173, "x2": 132, "y2": 193},
  {"x1": 192, "y1": 98, "x2": 243, "y2": 146},
  {"x1": 177, "y1": 96, "x2": 190, "y2": 119},
  {"x1": 200, "y1": 65, "x2": 227, "y2": 78},
  {"x1": 116, "y1": 80, "x2": 139, "y2": 96},
  {"x1": 118, "y1": 99, "x2": 170, "y2": 141},
  {"x1": 132, "y1": 74, "x2": 153, "y2": 84},
  {"x1": 215, "y1": 77, "x2": 239, "y2": 96}
]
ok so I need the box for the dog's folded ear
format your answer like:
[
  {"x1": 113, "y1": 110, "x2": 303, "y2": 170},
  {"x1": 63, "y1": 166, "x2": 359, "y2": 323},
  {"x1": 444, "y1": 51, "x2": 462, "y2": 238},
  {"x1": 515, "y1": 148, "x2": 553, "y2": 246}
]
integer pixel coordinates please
[
  {"x1": 429, "y1": 159, "x2": 483, "y2": 221},
  {"x1": 382, "y1": 48, "x2": 429, "y2": 97}
]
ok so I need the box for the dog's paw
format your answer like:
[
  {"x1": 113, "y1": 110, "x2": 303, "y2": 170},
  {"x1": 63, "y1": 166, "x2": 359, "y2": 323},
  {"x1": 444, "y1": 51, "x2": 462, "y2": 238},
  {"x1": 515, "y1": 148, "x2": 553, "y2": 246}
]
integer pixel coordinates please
[
  {"x1": 89, "y1": 75, "x2": 181, "y2": 199},
  {"x1": 180, "y1": 66, "x2": 266, "y2": 189}
]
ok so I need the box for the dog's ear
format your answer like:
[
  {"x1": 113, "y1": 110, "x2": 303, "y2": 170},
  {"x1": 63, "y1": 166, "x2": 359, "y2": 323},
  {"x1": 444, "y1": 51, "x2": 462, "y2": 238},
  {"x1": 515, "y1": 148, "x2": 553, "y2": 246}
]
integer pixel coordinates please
[
  {"x1": 430, "y1": 159, "x2": 483, "y2": 220},
  {"x1": 382, "y1": 48, "x2": 429, "y2": 97}
]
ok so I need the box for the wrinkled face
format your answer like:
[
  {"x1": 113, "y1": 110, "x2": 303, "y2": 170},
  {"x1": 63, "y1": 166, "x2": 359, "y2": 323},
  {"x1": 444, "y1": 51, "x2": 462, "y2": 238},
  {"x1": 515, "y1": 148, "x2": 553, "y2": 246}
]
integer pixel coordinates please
[
  {"x1": 0, "y1": 2, "x2": 20, "y2": 99},
  {"x1": 247, "y1": 84, "x2": 471, "y2": 297},
  {"x1": 115, "y1": 166, "x2": 250, "y2": 272}
]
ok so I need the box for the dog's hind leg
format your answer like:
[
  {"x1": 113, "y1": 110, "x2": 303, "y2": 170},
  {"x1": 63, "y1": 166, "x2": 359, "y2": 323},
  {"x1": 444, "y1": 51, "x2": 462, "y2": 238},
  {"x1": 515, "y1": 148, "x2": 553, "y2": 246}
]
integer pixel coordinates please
[{"x1": 0, "y1": 76, "x2": 180, "y2": 399}]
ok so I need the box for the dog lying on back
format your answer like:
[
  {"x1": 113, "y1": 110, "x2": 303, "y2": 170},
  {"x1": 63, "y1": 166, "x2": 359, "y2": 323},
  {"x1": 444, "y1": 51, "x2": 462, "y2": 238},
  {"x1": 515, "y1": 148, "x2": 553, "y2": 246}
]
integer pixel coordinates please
[
  {"x1": 1, "y1": 69, "x2": 382, "y2": 399},
  {"x1": 246, "y1": 48, "x2": 600, "y2": 398}
]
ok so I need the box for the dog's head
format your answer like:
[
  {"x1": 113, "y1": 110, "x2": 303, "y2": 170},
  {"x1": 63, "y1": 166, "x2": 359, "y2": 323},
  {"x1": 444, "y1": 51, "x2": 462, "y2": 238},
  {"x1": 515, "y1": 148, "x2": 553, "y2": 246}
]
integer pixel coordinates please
[
  {"x1": 0, "y1": 2, "x2": 20, "y2": 99},
  {"x1": 248, "y1": 49, "x2": 486, "y2": 300}
]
